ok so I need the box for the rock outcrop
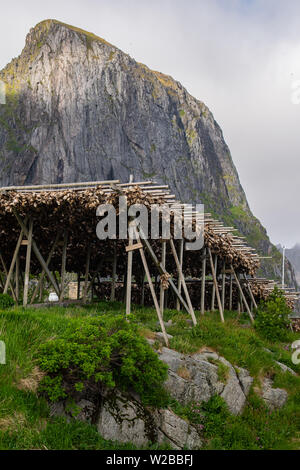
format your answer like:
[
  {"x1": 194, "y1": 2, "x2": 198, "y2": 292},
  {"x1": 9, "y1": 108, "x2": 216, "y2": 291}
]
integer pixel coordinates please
[
  {"x1": 97, "y1": 392, "x2": 202, "y2": 450},
  {"x1": 49, "y1": 344, "x2": 292, "y2": 449},
  {"x1": 260, "y1": 378, "x2": 288, "y2": 410},
  {"x1": 158, "y1": 347, "x2": 253, "y2": 415},
  {"x1": 0, "y1": 19, "x2": 297, "y2": 286}
]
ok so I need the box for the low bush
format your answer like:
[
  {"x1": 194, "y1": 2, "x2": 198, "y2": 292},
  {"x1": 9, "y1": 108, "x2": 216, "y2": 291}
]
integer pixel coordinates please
[
  {"x1": 255, "y1": 288, "x2": 292, "y2": 342},
  {"x1": 37, "y1": 315, "x2": 168, "y2": 406},
  {"x1": 0, "y1": 293, "x2": 14, "y2": 310}
]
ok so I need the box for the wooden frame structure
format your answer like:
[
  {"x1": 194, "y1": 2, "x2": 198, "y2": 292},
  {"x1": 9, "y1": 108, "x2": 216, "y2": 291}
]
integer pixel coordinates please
[{"x1": 0, "y1": 179, "x2": 298, "y2": 345}]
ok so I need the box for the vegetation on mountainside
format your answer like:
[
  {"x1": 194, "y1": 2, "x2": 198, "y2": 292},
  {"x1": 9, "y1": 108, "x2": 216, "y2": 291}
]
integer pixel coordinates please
[
  {"x1": 201, "y1": 195, "x2": 290, "y2": 284},
  {"x1": 255, "y1": 287, "x2": 292, "y2": 341},
  {"x1": 0, "y1": 300, "x2": 299, "y2": 450}
]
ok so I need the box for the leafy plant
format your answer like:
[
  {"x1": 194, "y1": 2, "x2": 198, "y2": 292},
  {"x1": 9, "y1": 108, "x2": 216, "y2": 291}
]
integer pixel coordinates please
[
  {"x1": 37, "y1": 315, "x2": 168, "y2": 406},
  {"x1": 255, "y1": 287, "x2": 292, "y2": 341},
  {"x1": 0, "y1": 293, "x2": 14, "y2": 309}
]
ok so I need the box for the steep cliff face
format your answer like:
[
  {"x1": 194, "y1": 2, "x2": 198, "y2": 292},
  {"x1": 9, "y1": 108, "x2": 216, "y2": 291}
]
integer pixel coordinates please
[
  {"x1": 284, "y1": 244, "x2": 300, "y2": 285},
  {"x1": 0, "y1": 19, "x2": 297, "y2": 287}
]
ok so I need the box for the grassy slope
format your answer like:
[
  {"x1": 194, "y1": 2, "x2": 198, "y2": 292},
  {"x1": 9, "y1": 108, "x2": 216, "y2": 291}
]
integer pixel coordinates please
[{"x1": 0, "y1": 302, "x2": 299, "y2": 450}]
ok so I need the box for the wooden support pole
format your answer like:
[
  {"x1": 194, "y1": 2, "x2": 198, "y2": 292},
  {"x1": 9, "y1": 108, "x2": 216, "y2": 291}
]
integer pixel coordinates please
[
  {"x1": 23, "y1": 219, "x2": 33, "y2": 307},
  {"x1": 83, "y1": 247, "x2": 91, "y2": 303},
  {"x1": 39, "y1": 277, "x2": 43, "y2": 302},
  {"x1": 3, "y1": 227, "x2": 25, "y2": 294},
  {"x1": 231, "y1": 265, "x2": 254, "y2": 324},
  {"x1": 30, "y1": 232, "x2": 61, "y2": 304},
  {"x1": 229, "y1": 274, "x2": 233, "y2": 311},
  {"x1": 239, "y1": 273, "x2": 245, "y2": 313},
  {"x1": 243, "y1": 273, "x2": 258, "y2": 310},
  {"x1": 160, "y1": 240, "x2": 166, "y2": 315},
  {"x1": 110, "y1": 245, "x2": 117, "y2": 302},
  {"x1": 239, "y1": 283, "x2": 244, "y2": 313},
  {"x1": 59, "y1": 230, "x2": 68, "y2": 302},
  {"x1": 138, "y1": 245, "x2": 169, "y2": 347},
  {"x1": 201, "y1": 248, "x2": 206, "y2": 315},
  {"x1": 222, "y1": 262, "x2": 226, "y2": 312},
  {"x1": 126, "y1": 222, "x2": 134, "y2": 316},
  {"x1": 141, "y1": 276, "x2": 145, "y2": 306},
  {"x1": 211, "y1": 255, "x2": 218, "y2": 311},
  {"x1": 15, "y1": 255, "x2": 19, "y2": 304},
  {"x1": 176, "y1": 239, "x2": 184, "y2": 311},
  {"x1": 1, "y1": 179, "x2": 120, "y2": 191},
  {"x1": 0, "y1": 254, "x2": 16, "y2": 301},
  {"x1": 169, "y1": 239, "x2": 197, "y2": 326},
  {"x1": 208, "y1": 248, "x2": 224, "y2": 322},
  {"x1": 77, "y1": 273, "x2": 81, "y2": 299},
  {"x1": 13, "y1": 210, "x2": 60, "y2": 297}
]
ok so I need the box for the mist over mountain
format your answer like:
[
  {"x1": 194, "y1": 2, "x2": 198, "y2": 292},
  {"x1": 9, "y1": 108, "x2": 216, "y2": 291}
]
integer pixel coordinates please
[{"x1": 0, "y1": 19, "x2": 298, "y2": 289}]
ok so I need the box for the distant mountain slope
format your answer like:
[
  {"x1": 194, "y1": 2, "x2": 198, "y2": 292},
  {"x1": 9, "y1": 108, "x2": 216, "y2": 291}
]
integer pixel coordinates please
[
  {"x1": 286, "y1": 245, "x2": 300, "y2": 285},
  {"x1": 0, "y1": 19, "x2": 297, "y2": 288}
]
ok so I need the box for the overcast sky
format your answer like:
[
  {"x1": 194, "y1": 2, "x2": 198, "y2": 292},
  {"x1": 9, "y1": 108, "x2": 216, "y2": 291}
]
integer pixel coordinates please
[{"x1": 0, "y1": 0, "x2": 299, "y2": 248}]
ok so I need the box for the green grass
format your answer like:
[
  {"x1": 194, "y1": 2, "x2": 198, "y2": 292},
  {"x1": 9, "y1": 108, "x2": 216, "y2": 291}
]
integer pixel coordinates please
[{"x1": 0, "y1": 302, "x2": 299, "y2": 450}]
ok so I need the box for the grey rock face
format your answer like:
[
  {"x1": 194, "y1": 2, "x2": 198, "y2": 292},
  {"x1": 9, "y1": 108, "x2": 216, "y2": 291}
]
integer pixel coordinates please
[
  {"x1": 97, "y1": 392, "x2": 202, "y2": 449},
  {"x1": 49, "y1": 401, "x2": 68, "y2": 419},
  {"x1": 0, "y1": 21, "x2": 243, "y2": 209},
  {"x1": 158, "y1": 347, "x2": 253, "y2": 415},
  {"x1": 261, "y1": 378, "x2": 288, "y2": 410},
  {"x1": 156, "y1": 409, "x2": 202, "y2": 450},
  {"x1": 49, "y1": 398, "x2": 96, "y2": 422},
  {"x1": 97, "y1": 394, "x2": 152, "y2": 448},
  {"x1": 75, "y1": 399, "x2": 97, "y2": 421},
  {"x1": 237, "y1": 366, "x2": 255, "y2": 396}
]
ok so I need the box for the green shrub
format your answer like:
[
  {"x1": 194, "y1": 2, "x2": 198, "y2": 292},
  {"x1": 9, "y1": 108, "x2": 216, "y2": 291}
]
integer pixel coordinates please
[
  {"x1": 0, "y1": 293, "x2": 14, "y2": 309},
  {"x1": 255, "y1": 288, "x2": 291, "y2": 341},
  {"x1": 37, "y1": 315, "x2": 168, "y2": 406}
]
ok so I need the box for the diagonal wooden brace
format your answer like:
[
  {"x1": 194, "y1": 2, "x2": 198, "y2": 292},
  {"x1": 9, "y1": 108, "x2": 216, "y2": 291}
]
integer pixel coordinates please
[
  {"x1": 12, "y1": 209, "x2": 60, "y2": 297},
  {"x1": 0, "y1": 253, "x2": 17, "y2": 301},
  {"x1": 169, "y1": 239, "x2": 197, "y2": 326},
  {"x1": 208, "y1": 248, "x2": 224, "y2": 322},
  {"x1": 3, "y1": 229, "x2": 25, "y2": 295},
  {"x1": 30, "y1": 231, "x2": 61, "y2": 304},
  {"x1": 231, "y1": 265, "x2": 254, "y2": 324}
]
